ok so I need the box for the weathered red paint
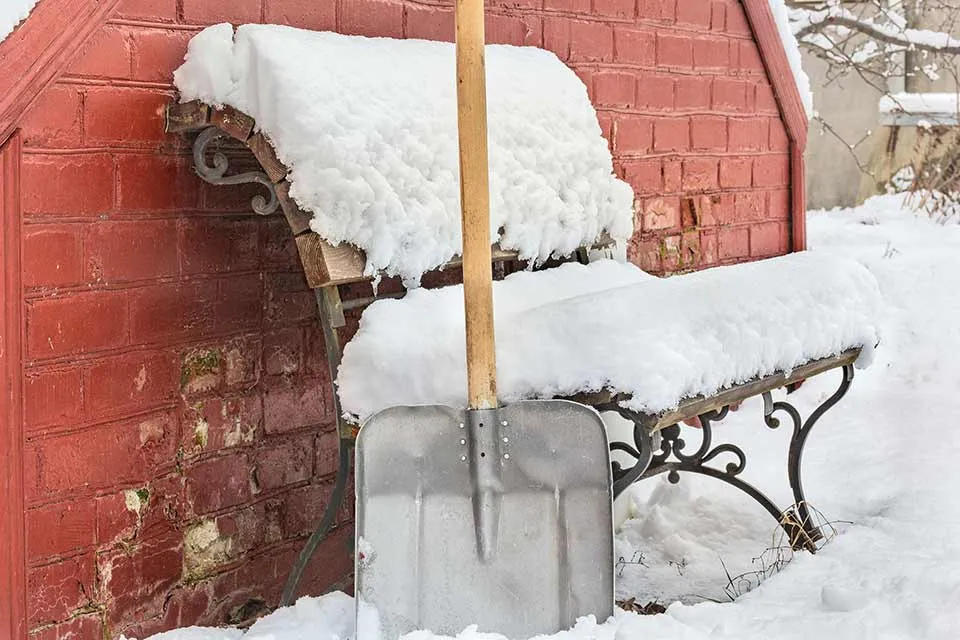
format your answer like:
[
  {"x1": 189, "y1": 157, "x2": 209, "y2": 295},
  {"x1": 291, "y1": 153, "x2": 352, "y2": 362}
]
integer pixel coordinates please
[
  {"x1": 1, "y1": 130, "x2": 27, "y2": 640},
  {"x1": 0, "y1": 0, "x2": 808, "y2": 637}
]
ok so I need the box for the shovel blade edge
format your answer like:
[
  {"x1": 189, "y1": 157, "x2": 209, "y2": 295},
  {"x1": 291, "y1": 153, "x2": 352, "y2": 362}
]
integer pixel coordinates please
[{"x1": 355, "y1": 400, "x2": 614, "y2": 640}]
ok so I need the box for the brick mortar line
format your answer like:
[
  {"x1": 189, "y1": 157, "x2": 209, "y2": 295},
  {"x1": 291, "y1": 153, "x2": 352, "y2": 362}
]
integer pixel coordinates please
[
  {"x1": 22, "y1": 328, "x2": 323, "y2": 370},
  {"x1": 57, "y1": 75, "x2": 175, "y2": 90},
  {"x1": 22, "y1": 211, "x2": 279, "y2": 223}
]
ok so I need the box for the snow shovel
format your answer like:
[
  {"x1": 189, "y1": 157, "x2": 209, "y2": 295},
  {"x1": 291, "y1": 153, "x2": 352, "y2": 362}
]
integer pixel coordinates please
[{"x1": 354, "y1": 1, "x2": 614, "y2": 638}]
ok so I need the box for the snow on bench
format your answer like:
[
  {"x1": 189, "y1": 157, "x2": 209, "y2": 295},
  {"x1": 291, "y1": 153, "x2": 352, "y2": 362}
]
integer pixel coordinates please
[
  {"x1": 173, "y1": 23, "x2": 633, "y2": 285},
  {"x1": 338, "y1": 251, "x2": 882, "y2": 424}
]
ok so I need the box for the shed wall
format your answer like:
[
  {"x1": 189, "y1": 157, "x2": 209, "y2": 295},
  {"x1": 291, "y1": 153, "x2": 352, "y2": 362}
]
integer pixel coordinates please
[{"x1": 16, "y1": 0, "x2": 793, "y2": 638}]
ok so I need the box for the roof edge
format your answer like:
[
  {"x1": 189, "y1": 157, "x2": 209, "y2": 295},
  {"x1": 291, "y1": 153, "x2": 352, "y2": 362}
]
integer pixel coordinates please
[
  {"x1": 0, "y1": 0, "x2": 122, "y2": 143},
  {"x1": 741, "y1": 0, "x2": 809, "y2": 151}
]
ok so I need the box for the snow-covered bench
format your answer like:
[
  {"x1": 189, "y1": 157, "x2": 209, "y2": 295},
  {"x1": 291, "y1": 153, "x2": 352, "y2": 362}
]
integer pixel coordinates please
[{"x1": 165, "y1": 24, "x2": 882, "y2": 576}]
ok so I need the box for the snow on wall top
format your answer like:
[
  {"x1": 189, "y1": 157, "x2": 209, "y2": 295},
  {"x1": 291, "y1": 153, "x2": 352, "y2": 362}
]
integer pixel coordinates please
[
  {"x1": 879, "y1": 92, "x2": 960, "y2": 116},
  {"x1": 0, "y1": 0, "x2": 38, "y2": 43},
  {"x1": 174, "y1": 24, "x2": 635, "y2": 285},
  {"x1": 337, "y1": 251, "x2": 882, "y2": 423},
  {"x1": 769, "y1": 0, "x2": 813, "y2": 118}
]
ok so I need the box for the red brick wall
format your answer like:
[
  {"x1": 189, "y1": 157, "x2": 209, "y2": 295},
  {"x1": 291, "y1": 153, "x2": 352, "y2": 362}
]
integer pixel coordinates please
[{"x1": 15, "y1": 0, "x2": 793, "y2": 638}]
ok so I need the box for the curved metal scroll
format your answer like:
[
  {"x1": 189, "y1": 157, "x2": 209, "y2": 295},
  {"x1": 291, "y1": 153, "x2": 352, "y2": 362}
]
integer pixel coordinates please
[
  {"x1": 608, "y1": 364, "x2": 855, "y2": 551},
  {"x1": 192, "y1": 127, "x2": 279, "y2": 215}
]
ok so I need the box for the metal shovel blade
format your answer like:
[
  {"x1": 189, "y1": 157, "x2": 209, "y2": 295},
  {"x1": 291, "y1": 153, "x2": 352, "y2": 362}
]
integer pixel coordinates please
[{"x1": 355, "y1": 399, "x2": 614, "y2": 640}]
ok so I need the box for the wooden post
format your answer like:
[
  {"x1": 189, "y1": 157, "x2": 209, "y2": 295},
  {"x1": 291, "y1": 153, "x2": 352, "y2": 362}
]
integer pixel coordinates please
[{"x1": 456, "y1": 0, "x2": 498, "y2": 410}]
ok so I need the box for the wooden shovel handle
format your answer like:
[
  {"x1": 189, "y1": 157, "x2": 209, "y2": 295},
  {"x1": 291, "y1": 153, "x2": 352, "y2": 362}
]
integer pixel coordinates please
[{"x1": 456, "y1": 0, "x2": 497, "y2": 410}]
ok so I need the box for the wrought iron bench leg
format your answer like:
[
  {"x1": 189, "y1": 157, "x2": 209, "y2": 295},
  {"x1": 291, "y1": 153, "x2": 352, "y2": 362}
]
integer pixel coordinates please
[{"x1": 610, "y1": 364, "x2": 855, "y2": 552}]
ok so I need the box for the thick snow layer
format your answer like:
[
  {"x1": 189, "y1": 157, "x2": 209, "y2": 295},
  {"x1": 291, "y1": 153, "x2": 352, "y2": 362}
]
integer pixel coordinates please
[
  {"x1": 129, "y1": 194, "x2": 960, "y2": 640},
  {"x1": 0, "y1": 0, "x2": 38, "y2": 43},
  {"x1": 768, "y1": 0, "x2": 813, "y2": 118},
  {"x1": 879, "y1": 92, "x2": 960, "y2": 115},
  {"x1": 174, "y1": 24, "x2": 634, "y2": 285},
  {"x1": 336, "y1": 251, "x2": 881, "y2": 423}
]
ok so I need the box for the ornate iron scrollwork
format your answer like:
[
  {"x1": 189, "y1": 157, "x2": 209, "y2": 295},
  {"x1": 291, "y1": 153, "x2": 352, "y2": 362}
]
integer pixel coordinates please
[
  {"x1": 192, "y1": 127, "x2": 278, "y2": 215},
  {"x1": 608, "y1": 364, "x2": 855, "y2": 551}
]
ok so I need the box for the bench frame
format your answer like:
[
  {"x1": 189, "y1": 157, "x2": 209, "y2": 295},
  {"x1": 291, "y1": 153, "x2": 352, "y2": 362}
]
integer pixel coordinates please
[{"x1": 166, "y1": 101, "x2": 858, "y2": 590}]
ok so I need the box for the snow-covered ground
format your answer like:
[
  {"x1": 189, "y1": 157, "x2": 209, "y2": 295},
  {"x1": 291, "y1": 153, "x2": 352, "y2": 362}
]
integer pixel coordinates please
[{"x1": 134, "y1": 194, "x2": 960, "y2": 639}]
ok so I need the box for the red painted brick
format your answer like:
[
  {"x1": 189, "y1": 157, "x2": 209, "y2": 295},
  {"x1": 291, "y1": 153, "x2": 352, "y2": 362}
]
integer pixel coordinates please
[
  {"x1": 28, "y1": 413, "x2": 178, "y2": 497},
  {"x1": 594, "y1": 0, "x2": 635, "y2": 19},
  {"x1": 768, "y1": 188, "x2": 791, "y2": 219},
  {"x1": 340, "y1": 0, "x2": 404, "y2": 38},
  {"x1": 700, "y1": 229, "x2": 718, "y2": 265},
  {"x1": 101, "y1": 530, "x2": 182, "y2": 628},
  {"x1": 264, "y1": 328, "x2": 302, "y2": 376},
  {"x1": 66, "y1": 25, "x2": 131, "y2": 79},
  {"x1": 85, "y1": 350, "x2": 179, "y2": 418},
  {"x1": 254, "y1": 435, "x2": 314, "y2": 491},
  {"x1": 753, "y1": 155, "x2": 790, "y2": 187},
  {"x1": 283, "y1": 482, "x2": 335, "y2": 538},
  {"x1": 26, "y1": 499, "x2": 97, "y2": 562},
  {"x1": 750, "y1": 222, "x2": 786, "y2": 257},
  {"x1": 186, "y1": 394, "x2": 263, "y2": 453},
  {"x1": 725, "y1": 1, "x2": 752, "y2": 35},
  {"x1": 263, "y1": 379, "x2": 329, "y2": 434},
  {"x1": 615, "y1": 117, "x2": 653, "y2": 154},
  {"x1": 638, "y1": 0, "x2": 676, "y2": 22},
  {"x1": 623, "y1": 159, "x2": 661, "y2": 195},
  {"x1": 770, "y1": 120, "x2": 790, "y2": 151},
  {"x1": 543, "y1": 18, "x2": 572, "y2": 60},
  {"x1": 756, "y1": 82, "x2": 779, "y2": 113},
  {"x1": 96, "y1": 492, "x2": 139, "y2": 545},
  {"x1": 693, "y1": 37, "x2": 729, "y2": 69},
  {"x1": 573, "y1": 67, "x2": 595, "y2": 102},
  {"x1": 739, "y1": 41, "x2": 764, "y2": 72},
  {"x1": 719, "y1": 157, "x2": 752, "y2": 188},
  {"x1": 265, "y1": 272, "x2": 316, "y2": 327},
  {"x1": 28, "y1": 554, "x2": 95, "y2": 626},
  {"x1": 264, "y1": 0, "x2": 337, "y2": 31},
  {"x1": 85, "y1": 219, "x2": 179, "y2": 282},
  {"x1": 691, "y1": 115, "x2": 726, "y2": 151},
  {"x1": 675, "y1": 76, "x2": 710, "y2": 110},
  {"x1": 595, "y1": 72, "x2": 635, "y2": 108},
  {"x1": 178, "y1": 217, "x2": 259, "y2": 275},
  {"x1": 628, "y1": 237, "x2": 661, "y2": 273},
  {"x1": 729, "y1": 118, "x2": 768, "y2": 151},
  {"x1": 486, "y1": 14, "x2": 542, "y2": 47},
  {"x1": 117, "y1": 154, "x2": 200, "y2": 212},
  {"x1": 131, "y1": 27, "x2": 195, "y2": 84},
  {"x1": 186, "y1": 454, "x2": 253, "y2": 513},
  {"x1": 662, "y1": 157, "x2": 681, "y2": 192},
  {"x1": 182, "y1": 0, "x2": 261, "y2": 25},
  {"x1": 545, "y1": 0, "x2": 591, "y2": 11},
  {"x1": 23, "y1": 225, "x2": 83, "y2": 288},
  {"x1": 129, "y1": 277, "x2": 261, "y2": 344},
  {"x1": 653, "y1": 117, "x2": 689, "y2": 152},
  {"x1": 657, "y1": 33, "x2": 692, "y2": 67},
  {"x1": 677, "y1": 1, "x2": 711, "y2": 27},
  {"x1": 24, "y1": 368, "x2": 83, "y2": 430},
  {"x1": 636, "y1": 74, "x2": 674, "y2": 110},
  {"x1": 713, "y1": 77, "x2": 748, "y2": 111},
  {"x1": 718, "y1": 226, "x2": 749, "y2": 260},
  {"x1": 682, "y1": 158, "x2": 719, "y2": 191},
  {"x1": 28, "y1": 613, "x2": 102, "y2": 640},
  {"x1": 735, "y1": 191, "x2": 766, "y2": 221},
  {"x1": 640, "y1": 197, "x2": 680, "y2": 231},
  {"x1": 614, "y1": 26, "x2": 655, "y2": 65},
  {"x1": 569, "y1": 21, "x2": 614, "y2": 62},
  {"x1": 21, "y1": 85, "x2": 82, "y2": 148},
  {"x1": 27, "y1": 291, "x2": 128, "y2": 358},
  {"x1": 21, "y1": 154, "x2": 114, "y2": 216},
  {"x1": 117, "y1": 0, "x2": 177, "y2": 21},
  {"x1": 404, "y1": 4, "x2": 453, "y2": 41},
  {"x1": 315, "y1": 429, "x2": 340, "y2": 478},
  {"x1": 710, "y1": 1, "x2": 725, "y2": 31},
  {"x1": 84, "y1": 87, "x2": 170, "y2": 146}
]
